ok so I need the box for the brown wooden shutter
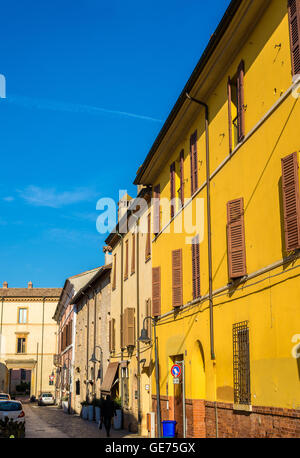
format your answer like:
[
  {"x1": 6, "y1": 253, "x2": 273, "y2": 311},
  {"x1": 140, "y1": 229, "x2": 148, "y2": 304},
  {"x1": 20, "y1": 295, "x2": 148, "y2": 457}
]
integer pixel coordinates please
[
  {"x1": 112, "y1": 318, "x2": 115, "y2": 351},
  {"x1": 152, "y1": 267, "x2": 161, "y2": 317},
  {"x1": 172, "y1": 249, "x2": 183, "y2": 308},
  {"x1": 145, "y1": 213, "x2": 151, "y2": 259},
  {"x1": 227, "y1": 198, "x2": 247, "y2": 279},
  {"x1": 237, "y1": 61, "x2": 245, "y2": 142},
  {"x1": 192, "y1": 235, "x2": 200, "y2": 300},
  {"x1": 190, "y1": 131, "x2": 198, "y2": 195},
  {"x1": 227, "y1": 76, "x2": 233, "y2": 153},
  {"x1": 288, "y1": 0, "x2": 300, "y2": 76},
  {"x1": 281, "y1": 152, "x2": 300, "y2": 251},
  {"x1": 131, "y1": 232, "x2": 135, "y2": 274},
  {"x1": 124, "y1": 240, "x2": 129, "y2": 280},
  {"x1": 170, "y1": 162, "x2": 176, "y2": 218},
  {"x1": 124, "y1": 308, "x2": 135, "y2": 347},
  {"x1": 153, "y1": 185, "x2": 161, "y2": 235},
  {"x1": 120, "y1": 313, "x2": 124, "y2": 348},
  {"x1": 109, "y1": 319, "x2": 112, "y2": 352},
  {"x1": 112, "y1": 254, "x2": 116, "y2": 290},
  {"x1": 180, "y1": 150, "x2": 184, "y2": 207}
]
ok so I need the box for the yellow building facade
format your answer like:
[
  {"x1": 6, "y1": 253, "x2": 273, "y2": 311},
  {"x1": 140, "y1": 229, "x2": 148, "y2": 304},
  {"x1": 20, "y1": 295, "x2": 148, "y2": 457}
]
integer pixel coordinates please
[
  {"x1": 134, "y1": 0, "x2": 300, "y2": 438},
  {"x1": 0, "y1": 282, "x2": 61, "y2": 398}
]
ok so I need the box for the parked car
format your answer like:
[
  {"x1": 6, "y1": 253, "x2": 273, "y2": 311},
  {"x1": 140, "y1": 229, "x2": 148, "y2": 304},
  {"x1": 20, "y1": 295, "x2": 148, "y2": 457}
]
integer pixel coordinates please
[
  {"x1": 0, "y1": 393, "x2": 11, "y2": 400},
  {"x1": 0, "y1": 400, "x2": 25, "y2": 423},
  {"x1": 38, "y1": 392, "x2": 55, "y2": 406}
]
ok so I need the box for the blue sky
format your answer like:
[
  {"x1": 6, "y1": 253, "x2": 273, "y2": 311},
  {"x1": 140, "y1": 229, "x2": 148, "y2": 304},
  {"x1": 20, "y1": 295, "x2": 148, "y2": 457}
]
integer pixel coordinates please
[{"x1": 0, "y1": 0, "x2": 230, "y2": 288}]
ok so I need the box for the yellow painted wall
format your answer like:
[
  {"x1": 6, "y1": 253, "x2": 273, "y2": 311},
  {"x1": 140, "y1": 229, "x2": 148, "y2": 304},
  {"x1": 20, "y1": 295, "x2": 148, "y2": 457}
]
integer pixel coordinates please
[{"x1": 149, "y1": 0, "x2": 300, "y2": 411}]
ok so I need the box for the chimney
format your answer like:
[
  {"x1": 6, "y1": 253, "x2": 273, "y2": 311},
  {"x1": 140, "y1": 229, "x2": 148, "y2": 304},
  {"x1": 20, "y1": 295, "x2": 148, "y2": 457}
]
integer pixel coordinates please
[
  {"x1": 3, "y1": 281, "x2": 8, "y2": 289},
  {"x1": 28, "y1": 281, "x2": 33, "y2": 289},
  {"x1": 103, "y1": 246, "x2": 112, "y2": 265},
  {"x1": 118, "y1": 193, "x2": 132, "y2": 223}
]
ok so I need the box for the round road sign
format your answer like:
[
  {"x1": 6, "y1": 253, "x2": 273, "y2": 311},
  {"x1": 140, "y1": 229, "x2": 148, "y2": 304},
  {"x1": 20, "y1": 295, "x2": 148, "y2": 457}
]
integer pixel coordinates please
[{"x1": 171, "y1": 364, "x2": 181, "y2": 378}]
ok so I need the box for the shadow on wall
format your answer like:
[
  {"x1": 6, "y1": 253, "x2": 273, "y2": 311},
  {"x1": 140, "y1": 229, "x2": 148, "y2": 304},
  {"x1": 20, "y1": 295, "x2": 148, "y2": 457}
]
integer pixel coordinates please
[{"x1": 0, "y1": 363, "x2": 8, "y2": 392}]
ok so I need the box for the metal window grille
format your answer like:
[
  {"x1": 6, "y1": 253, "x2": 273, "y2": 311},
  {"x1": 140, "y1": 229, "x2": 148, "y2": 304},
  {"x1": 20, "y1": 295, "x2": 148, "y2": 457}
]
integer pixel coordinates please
[{"x1": 233, "y1": 321, "x2": 251, "y2": 405}]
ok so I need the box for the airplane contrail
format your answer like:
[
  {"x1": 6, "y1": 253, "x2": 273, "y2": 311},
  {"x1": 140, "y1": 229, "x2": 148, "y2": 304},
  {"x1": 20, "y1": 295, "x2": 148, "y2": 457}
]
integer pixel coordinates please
[{"x1": 5, "y1": 94, "x2": 163, "y2": 123}]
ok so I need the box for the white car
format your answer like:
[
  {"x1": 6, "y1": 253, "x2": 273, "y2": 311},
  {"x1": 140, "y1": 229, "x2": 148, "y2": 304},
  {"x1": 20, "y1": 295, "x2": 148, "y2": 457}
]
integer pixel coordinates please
[
  {"x1": 0, "y1": 393, "x2": 11, "y2": 400},
  {"x1": 38, "y1": 392, "x2": 55, "y2": 406},
  {"x1": 0, "y1": 400, "x2": 25, "y2": 424}
]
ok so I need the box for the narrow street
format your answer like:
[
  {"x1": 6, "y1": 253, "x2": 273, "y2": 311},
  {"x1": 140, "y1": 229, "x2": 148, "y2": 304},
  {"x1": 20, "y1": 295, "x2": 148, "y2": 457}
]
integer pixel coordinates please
[{"x1": 22, "y1": 400, "x2": 140, "y2": 439}]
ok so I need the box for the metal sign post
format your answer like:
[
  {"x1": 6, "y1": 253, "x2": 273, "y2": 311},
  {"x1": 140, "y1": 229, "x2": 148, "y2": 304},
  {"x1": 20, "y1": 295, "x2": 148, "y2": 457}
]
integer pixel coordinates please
[{"x1": 175, "y1": 360, "x2": 186, "y2": 438}]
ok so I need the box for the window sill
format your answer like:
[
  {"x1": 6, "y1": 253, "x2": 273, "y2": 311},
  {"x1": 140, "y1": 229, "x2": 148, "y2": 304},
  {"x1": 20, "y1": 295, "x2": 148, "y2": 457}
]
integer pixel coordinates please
[{"x1": 233, "y1": 404, "x2": 252, "y2": 412}]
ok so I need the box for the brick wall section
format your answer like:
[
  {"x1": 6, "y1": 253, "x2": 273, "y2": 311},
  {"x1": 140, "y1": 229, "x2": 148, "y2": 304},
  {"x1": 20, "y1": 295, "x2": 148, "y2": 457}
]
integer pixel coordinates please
[
  {"x1": 205, "y1": 401, "x2": 300, "y2": 438},
  {"x1": 152, "y1": 396, "x2": 206, "y2": 438}
]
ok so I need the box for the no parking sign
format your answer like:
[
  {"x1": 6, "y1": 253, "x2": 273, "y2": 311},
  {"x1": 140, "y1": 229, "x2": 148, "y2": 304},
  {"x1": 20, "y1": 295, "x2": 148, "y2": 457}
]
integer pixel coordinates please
[{"x1": 171, "y1": 364, "x2": 181, "y2": 378}]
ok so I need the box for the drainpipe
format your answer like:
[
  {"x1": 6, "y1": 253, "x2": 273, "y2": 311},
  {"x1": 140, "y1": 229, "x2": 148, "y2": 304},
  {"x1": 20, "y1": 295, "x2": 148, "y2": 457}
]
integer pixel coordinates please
[
  {"x1": 93, "y1": 288, "x2": 97, "y2": 398},
  {"x1": 186, "y1": 93, "x2": 215, "y2": 361},
  {"x1": 186, "y1": 93, "x2": 218, "y2": 437}
]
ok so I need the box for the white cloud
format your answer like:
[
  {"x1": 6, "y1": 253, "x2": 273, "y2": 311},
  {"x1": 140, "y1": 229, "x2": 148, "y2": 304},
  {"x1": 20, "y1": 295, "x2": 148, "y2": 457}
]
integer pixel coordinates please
[
  {"x1": 3, "y1": 196, "x2": 14, "y2": 202},
  {"x1": 18, "y1": 186, "x2": 97, "y2": 208}
]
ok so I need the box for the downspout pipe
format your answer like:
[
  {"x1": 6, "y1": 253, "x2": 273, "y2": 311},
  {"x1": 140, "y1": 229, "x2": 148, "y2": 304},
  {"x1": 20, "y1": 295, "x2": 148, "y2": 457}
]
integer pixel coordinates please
[{"x1": 186, "y1": 93, "x2": 215, "y2": 361}]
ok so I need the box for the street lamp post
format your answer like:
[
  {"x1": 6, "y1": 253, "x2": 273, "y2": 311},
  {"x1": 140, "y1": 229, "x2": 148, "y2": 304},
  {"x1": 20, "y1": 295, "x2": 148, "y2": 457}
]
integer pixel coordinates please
[
  {"x1": 89, "y1": 345, "x2": 103, "y2": 398},
  {"x1": 138, "y1": 316, "x2": 161, "y2": 438}
]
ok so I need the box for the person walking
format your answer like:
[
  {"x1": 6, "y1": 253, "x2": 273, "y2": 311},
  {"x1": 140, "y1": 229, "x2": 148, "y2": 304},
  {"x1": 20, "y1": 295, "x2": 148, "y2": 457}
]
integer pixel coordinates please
[
  {"x1": 102, "y1": 395, "x2": 116, "y2": 437},
  {"x1": 98, "y1": 395, "x2": 105, "y2": 430}
]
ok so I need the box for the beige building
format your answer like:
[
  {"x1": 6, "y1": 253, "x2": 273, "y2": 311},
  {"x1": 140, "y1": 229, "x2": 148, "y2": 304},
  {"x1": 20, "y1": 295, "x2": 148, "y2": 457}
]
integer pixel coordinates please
[
  {"x1": 72, "y1": 262, "x2": 112, "y2": 414},
  {"x1": 105, "y1": 188, "x2": 153, "y2": 436},
  {"x1": 0, "y1": 281, "x2": 61, "y2": 397}
]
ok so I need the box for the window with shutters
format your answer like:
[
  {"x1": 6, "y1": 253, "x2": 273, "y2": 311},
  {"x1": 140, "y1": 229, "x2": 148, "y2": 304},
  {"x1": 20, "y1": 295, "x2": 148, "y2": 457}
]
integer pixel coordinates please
[
  {"x1": 16, "y1": 335, "x2": 27, "y2": 354},
  {"x1": 179, "y1": 150, "x2": 185, "y2": 208},
  {"x1": 153, "y1": 185, "x2": 161, "y2": 235},
  {"x1": 172, "y1": 249, "x2": 183, "y2": 308},
  {"x1": 18, "y1": 307, "x2": 28, "y2": 324},
  {"x1": 124, "y1": 240, "x2": 129, "y2": 281},
  {"x1": 112, "y1": 254, "x2": 117, "y2": 290},
  {"x1": 131, "y1": 232, "x2": 136, "y2": 275},
  {"x1": 152, "y1": 267, "x2": 161, "y2": 317},
  {"x1": 233, "y1": 321, "x2": 251, "y2": 405},
  {"x1": 190, "y1": 131, "x2": 198, "y2": 196},
  {"x1": 228, "y1": 60, "x2": 245, "y2": 149},
  {"x1": 281, "y1": 152, "x2": 300, "y2": 251},
  {"x1": 288, "y1": 0, "x2": 300, "y2": 76},
  {"x1": 145, "y1": 213, "x2": 151, "y2": 260},
  {"x1": 124, "y1": 307, "x2": 135, "y2": 347},
  {"x1": 227, "y1": 198, "x2": 247, "y2": 279},
  {"x1": 170, "y1": 162, "x2": 176, "y2": 219},
  {"x1": 192, "y1": 235, "x2": 200, "y2": 300},
  {"x1": 109, "y1": 319, "x2": 115, "y2": 352}
]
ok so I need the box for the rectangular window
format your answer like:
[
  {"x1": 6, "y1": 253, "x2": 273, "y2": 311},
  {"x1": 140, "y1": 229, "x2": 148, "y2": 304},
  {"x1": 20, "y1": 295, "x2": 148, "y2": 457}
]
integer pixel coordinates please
[
  {"x1": 172, "y1": 249, "x2": 183, "y2": 308},
  {"x1": 112, "y1": 254, "x2": 117, "y2": 290},
  {"x1": 124, "y1": 240, "x2": 129, "y2": 280},
  {"x1": 131, "y1": 232, "x2": 136, "y2": 274},
  {"x1": 192, "y1": 235, "x2": 200, "y2": 300},
  {"x1": 179, "y1": 150, "x2": 184, "y2": 207},
  {"x1": 233, "y1": 321, "x2": 251, "y2": 405},
  {"x1": 227, "y1": 198, "x2": 247, "y2": 279},
  {"x1": 281, "y1": 152, "x2": 300, "y2": 251},
  {"x1": 190, "y1": 131, "x2": 198, "y2": 196},
  {"x1": 152, "y1": 267, "x2": 161, "y2": 317},
  {"x1": 170, "y1": 162, "x2": 176, "y2": 218},
  {"x1": 228, "y1": 61, "x2": 245, "y2": 149},
  {"x1": 145, "y1": 213, "x2": 151, "y2": 260},
  {"x1": 288, "y1": 0, "x2": 300, "y2": 76},
  {"x1": 153, "y1": 185, "x2": 161, "y2": 236},
  {"x1": 17, "y1": 337, "x2": 26, "y2": 354},
  {"x1": 109, "y1": 319, "x2": 115, "y2": 352},
  {"x1": 123, "y1": 307, "x2": 135, "y2": 347},
  {"x1": 18, "y1": 308, "x2": 28, "y2": 324}
]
